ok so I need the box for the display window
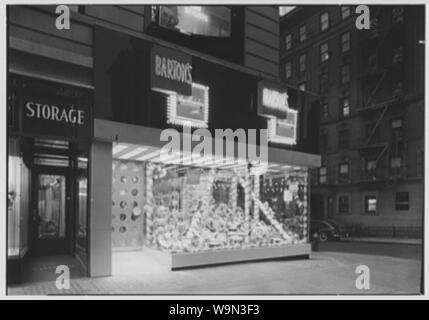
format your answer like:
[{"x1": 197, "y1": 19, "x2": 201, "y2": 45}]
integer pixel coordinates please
[
  {"x1": 159, "y1": 6, "x2": 231, "y2": 37},
  {"x1": 111, "y1": 144, "x2": 308, "y2": 254}
]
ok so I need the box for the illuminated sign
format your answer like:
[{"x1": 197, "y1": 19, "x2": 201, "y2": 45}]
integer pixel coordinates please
[
  {"x1": 258, "y1": 80, "x2": 298, "y2": 145},
  {"x1": 167, "y1": 83, "x2": 209, "y2": 128},
  {"x1": 151, "y1": 44, "x2": 193, "y2": 96}
]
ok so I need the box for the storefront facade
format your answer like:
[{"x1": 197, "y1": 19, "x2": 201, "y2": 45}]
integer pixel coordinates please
[{"x1": 7, "y1": 5, "x2": 320, "y2": 282}]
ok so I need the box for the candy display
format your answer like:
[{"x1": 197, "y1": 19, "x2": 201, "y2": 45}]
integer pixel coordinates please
[{"x1": 141, "y1": 163, "x2": 308, "y2": 254}]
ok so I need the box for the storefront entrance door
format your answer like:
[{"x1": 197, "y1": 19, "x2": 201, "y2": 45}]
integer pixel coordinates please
[{"x1": 32, "y1": 169, "x2": 71, "y2": 256}]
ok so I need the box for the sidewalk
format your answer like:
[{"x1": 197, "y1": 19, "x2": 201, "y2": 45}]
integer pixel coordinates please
[{"x1": 340, "y1": 236, "x2": 422, "y2": 245}]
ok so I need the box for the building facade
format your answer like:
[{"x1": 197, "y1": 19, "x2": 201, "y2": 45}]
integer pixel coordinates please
[
  {"x1": 280, "y1": 6, "x2": 424, "y2": 232},
  {"x1": 7, "y1": 5, "x2": 320, "y2": 284}
]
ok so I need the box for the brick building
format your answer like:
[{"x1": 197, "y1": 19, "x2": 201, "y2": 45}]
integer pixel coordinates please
[{"x1": 280, "y1": 5, "x2": 424, "y2": 232}]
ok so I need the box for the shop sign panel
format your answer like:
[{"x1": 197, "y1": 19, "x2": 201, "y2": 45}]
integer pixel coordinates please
[
  {"x1": 257, "y1": 80, "x2": 298, "y2": 145},
  {"x1": 21, "y1": 97, "x2": 91, "y2": 139},
  {"x1": 151, "y1": 44, "x2": 193, "y2": 96}
]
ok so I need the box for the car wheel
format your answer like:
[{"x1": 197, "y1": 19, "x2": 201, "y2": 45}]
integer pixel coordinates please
[{"x1": 319, "y1": 232, "x2": 329, "y2": 242}]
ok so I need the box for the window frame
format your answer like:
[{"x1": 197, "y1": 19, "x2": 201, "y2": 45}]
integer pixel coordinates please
[
  {"x1": 285, "y1": 33, "x2": 292, "y2": 50},
  {"x1": 320, "y1": 11, "x2": 329, "y2": 31},
  {"x1": 341, "y1": 32, "x2": 351, "y2": 53},
  {"x1": 285, "y1": 61, "x2": 292, "y2": 79},
  {"x1": 340, "y1": 96, "x2": 350, "y2": 117},
  {"x1": 337, "y1": 193, "x2": 351, "y2": 214},
  {"x1": 299, "y1": 24, "x2": 307, "y2": 42},
  {"x1": 299, "y1": 53, "x2": 306, "y2": 73},
  {"x1": 338, "y1": 162, "x2": 350, "y2": 182},
  {"x1": 340, "y1": 64, "x2": 351, "y2": 85},
  {"x1": 395, "y1": 191, "x2": 409, "y2": 211},
  {"x1": 341, "y1": 6, "x2": 351, "y2": 20},
  {"x1": 363, "y1": 193, "x2": 378, "y2": 215},
  {"x1": 319, "y1": 166, "x2": 327, "y2": 184},
  {"x1": 320, "y1": 42, "x2": 329, "y2": 62},
  {"x1": 338, "y1": 129, "x2": 350, "y2": 150}
]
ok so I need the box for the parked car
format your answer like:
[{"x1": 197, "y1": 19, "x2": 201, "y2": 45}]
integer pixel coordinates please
[{"x1": 309, "y1": 219, "x2": 342, "y2": 242}]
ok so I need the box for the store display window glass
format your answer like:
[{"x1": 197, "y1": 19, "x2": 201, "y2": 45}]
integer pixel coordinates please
[
  {"x1": 111, "y1": 145, "x2": 309, "y2": 254},
  {"x1": 159, "y1": 6, "x2": 231, "y2": 37}
]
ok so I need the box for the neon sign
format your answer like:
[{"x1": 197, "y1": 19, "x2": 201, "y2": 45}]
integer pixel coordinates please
[
  {"x1": 167, "y1": 83, "x2": 209, "y2": 128},
  {"x1": 258, "y1": 80, "x2": 298, "y2": 145}
]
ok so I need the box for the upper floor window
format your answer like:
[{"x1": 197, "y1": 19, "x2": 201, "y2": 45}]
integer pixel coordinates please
[
  {"x1": 319, "y1": 167, "x2": 327, "y2": 184},
  {"x1": 340, "y1": 97, "x2": 350, "y2": 117},
  {"x1": 392, "y1": 7, "x2": 404, "y2": 24},
  {"x1": 364, "y1": 194, "x2": 377, "y2": 215},
  {"x1": 341, "y1": 32, "x2": 351, "y2": 53},
  {"x1": 285, "y1": 33, "x2": 292, "y2": 50},
  {"x1": 395, "y1": 192, "x2": 409, "y2": 211},
  {"x1": 341, "y1": 6, "x2": 351, "y2": 19},
  {"x1": 299, "y1": 25, "x2": 307, "y2": 42},
  {"x1": 319, "y1": 72, "x2": 329, "y2": 94},
  {"x1": 159, "y1": 6, "x2": 231, "y2": 37},
  {"x1": 321, "y1": 99, "x2": 329, "y2": 118},
  {"x1": 340, "y1": 64, "x2": 351, "y2": 84},
  {"x1": 299, "y1": 54, "x2": 306, "y2": 72},
  {"x1": 320, "y1": 42, "x2": 329, "y2": 62},
  {"x1": 391, "y1": 118, "x2": 403, "y2": 130},
  {"x1": 320, "y1": 12, "x2": 329, "y2": 31},
  {"x1": 338, "y1": 194, "x2": 350, "y2": 214},
  {"x1": 365, "y1": 158, "x2": 377, "y2": 175},
  {"x1": 338, "y1": 162, "x2": 350, "y2": 182},
  {"x1": 285, "y1": 62, "x2": 292, "y2": 79},
  {"x1": 298, "y1": 82, "x2": 306, "y2": 91},
  {"x1": 338, "y1": 129, "x2": 350, "y2": 149}
]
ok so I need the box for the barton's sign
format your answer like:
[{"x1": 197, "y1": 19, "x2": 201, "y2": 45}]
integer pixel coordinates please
[
  {"x1": 150, "y1": 44, "x2": 192, "y2": 96},
  {"x1": 257, "y1": 80, "x2": 298, "y2": 145}
]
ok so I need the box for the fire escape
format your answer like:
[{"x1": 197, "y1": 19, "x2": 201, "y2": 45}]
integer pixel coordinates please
[{"x1": 357, "y1": 6, "x2": 406, "y2": 184}]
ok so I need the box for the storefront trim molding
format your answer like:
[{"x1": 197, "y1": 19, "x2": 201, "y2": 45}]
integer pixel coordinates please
[
  {"x1": 144, "y1": 244, "x2": 311, "y2": 270},
  {"x1": 94, "y1": 119, "x2": 321, "y2": 168}
]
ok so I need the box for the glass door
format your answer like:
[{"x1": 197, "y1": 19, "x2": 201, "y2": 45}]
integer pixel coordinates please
[{"x1": 32, "y1": 172, "x2": 71, "y2": 256}]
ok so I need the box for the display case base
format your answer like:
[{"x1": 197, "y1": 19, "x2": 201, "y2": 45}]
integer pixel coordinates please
[{"x1": 146, "y1": 244, "x2": 311, "y2": 270}]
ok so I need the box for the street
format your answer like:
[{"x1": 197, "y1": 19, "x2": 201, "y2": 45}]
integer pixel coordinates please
[
  {"x1": 8, "y1": 241, "x2": 422, "y2": 295},
  {"x1": 319, "y1": 241, "x2": 422, "y2": 260}
]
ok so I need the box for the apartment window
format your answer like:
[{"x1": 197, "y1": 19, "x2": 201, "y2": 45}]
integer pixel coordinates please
[
  {"x1": 341, "y1": 32, "x2": 351, "y2": 53},
  {"x1": 390, "y1": 156, "x2": 402, "y2": 171},
  {"x1": 285, "y1": 61, "x2": 292, "y2": 79},
  {"x1": 392, "y1": 7, "x2": 404, "y2": 24},
  {"x1": 319, "y1": 167, "x2": 327, "y2": 184},
  {"x1": 298, "y1": 82, "x2": 306, "y2": 91},
  {"x1": 340, "y1": 97, "x2": 350, "y2": 117},
  {"x1": 340, "y1": 64, "x2": 350, "y2": 84},
  {"x1": 391, "y1": 118, "x2": 403, "y2": 130},
  {"x1": 392, "y1": 46, "x2": 403, "y2": 64},
  {"x1": 365, "y1": 159, "x2": 376, "y2": 173},
  {"x1": 320, "y1": 12, "x2": 329, "y2": 31},
  {"x1": 321, "y1": 100, "x2": 329, "y2": 118},
  {"x1": 395, "y1": 192, "x2": 409, "y2": 210},
  {"x1": 338, "y1": 162, "x2": 350, "y2": 181},
  {"x1": 338, "y1": 195, "x2": 350, "y2": 214},
  {"x1": 320, "y1": 133, "x2": 328, "y2": 152},
  {"x1": 364, "y1": 194, "x2": 377, "y2": 214},
  {"x1": 299, "y1": 54, "x2": 306, "y2": 72},
  {"x1": 338, "y1": 129, "x2": 350, "y2": 149},
  {"x1": 341, "y1": 6, "x2": 351, "y2": 19},
  {"x1": 285, "y1": 33, "x2": 292, "y2": 50},
  {"x1": 320, "y1": 42, "x2": 329, "y2": 62},
  {"x1": 299, "y1": 25, "x2": 307, "y2": 42},
  {"x1": 319, "y1": 72, "x2": 329, "y2": 93}
]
